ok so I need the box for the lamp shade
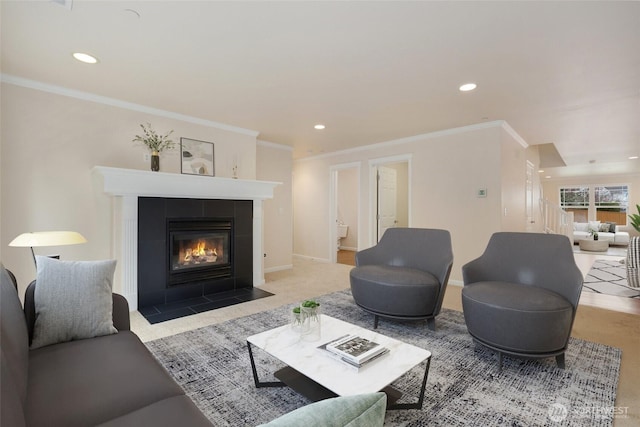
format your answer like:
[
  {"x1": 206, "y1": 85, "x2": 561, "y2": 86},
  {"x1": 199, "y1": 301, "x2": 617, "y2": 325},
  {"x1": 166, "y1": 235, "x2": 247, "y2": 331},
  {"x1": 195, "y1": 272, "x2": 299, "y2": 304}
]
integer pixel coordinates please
[{"x1": 9, "y1": 231, "x2": 87, "y2": 247}]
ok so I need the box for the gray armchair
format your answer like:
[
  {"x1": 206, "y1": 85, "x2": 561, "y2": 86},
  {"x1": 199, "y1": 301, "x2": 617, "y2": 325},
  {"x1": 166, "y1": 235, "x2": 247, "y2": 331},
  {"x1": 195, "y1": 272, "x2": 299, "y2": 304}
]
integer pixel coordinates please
[
  {"x1": 461, "y1": 232, "x2": 584, "y2": 369},
  {"x1": 349, "y1": 228, "x2": 453, "y2": 331}
]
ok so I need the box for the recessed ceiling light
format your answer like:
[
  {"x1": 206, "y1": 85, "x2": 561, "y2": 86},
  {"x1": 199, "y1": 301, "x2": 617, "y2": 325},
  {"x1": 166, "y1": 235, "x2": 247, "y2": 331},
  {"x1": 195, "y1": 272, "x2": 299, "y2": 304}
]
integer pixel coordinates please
[
  {"x1": 314, "y1": 124, "x2": 325, "y2": 130},
  {"x1": 629, "y1": 156, "x2": 639, "y2": 160},
  {"x1": 72, "y1": 52, "x2": 98, "y2": 64},
  {"x1": 545, "y1": 176, "x2": 552, "y2": 179},
  {"x1": 538, "y1": 169, "x2": 544, "y2": 173},
  {"x1": 459, "y1": 83, "x2": 477, "y2": 92}
]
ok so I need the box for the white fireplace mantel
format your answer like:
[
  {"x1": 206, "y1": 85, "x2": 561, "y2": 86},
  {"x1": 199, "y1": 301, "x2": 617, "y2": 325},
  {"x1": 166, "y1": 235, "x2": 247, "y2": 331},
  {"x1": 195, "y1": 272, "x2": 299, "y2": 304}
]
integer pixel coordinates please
[{"x1": 92, "y1": 166, "x2": 280, "y2": 311}]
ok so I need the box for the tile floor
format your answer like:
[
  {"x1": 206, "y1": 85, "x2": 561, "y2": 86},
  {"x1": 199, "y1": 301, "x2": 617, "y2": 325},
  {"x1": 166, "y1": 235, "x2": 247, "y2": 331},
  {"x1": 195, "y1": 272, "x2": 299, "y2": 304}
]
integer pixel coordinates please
[{"x1": 139, "y1": 287, "x2": 274, "y2": 324}]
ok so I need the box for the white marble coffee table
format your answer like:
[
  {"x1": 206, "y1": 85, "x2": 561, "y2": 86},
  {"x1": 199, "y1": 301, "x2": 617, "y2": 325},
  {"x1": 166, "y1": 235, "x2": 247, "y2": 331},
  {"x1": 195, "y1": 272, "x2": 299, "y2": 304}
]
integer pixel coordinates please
[{"x1": 247, "y1": 314, "x2": 431, "y2": 410}]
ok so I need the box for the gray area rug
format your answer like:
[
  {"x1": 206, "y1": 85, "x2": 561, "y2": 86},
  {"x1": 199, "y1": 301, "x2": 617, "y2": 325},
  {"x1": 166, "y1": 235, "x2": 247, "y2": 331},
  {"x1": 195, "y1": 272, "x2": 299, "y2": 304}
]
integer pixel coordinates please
[
  {"x1": 584, "y1": 259, "x2": 640, "y2": 299},
  {"x1": 145, "y1": 290, "x2": 621, "y2": 426}
]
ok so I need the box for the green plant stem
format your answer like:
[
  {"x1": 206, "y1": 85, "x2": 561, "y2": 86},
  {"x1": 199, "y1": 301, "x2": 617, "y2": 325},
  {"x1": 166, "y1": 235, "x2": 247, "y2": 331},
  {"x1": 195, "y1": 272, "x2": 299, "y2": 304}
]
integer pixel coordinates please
[{"x1": 629, "y1": 204, "x2": 640, "y2": 233}]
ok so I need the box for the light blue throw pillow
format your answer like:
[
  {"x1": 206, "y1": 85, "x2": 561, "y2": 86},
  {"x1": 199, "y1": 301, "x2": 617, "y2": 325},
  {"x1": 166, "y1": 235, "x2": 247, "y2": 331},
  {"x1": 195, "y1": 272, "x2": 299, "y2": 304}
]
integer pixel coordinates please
[
  {"x1": 31, "y1": 256, "x2": 118, "y2": 349},
  {"x1": 259, "y1": 392, "x2": 387, "y2": 427}
]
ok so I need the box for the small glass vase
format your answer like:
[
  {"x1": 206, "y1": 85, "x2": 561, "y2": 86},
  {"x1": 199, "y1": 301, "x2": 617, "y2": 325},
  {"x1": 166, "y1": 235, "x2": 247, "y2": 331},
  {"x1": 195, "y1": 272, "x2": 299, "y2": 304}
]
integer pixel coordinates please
[
  {"x1": 290, "y1": 307, "x2": 309, "y2": 335},
  {"x1": 300, "y1": 304, "x2": 321, "y2": 342}
]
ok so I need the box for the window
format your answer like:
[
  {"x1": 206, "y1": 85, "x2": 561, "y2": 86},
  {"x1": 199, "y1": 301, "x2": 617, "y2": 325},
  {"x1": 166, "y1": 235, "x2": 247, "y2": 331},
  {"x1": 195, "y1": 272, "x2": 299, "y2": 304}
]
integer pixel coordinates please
[
  {"x1": 560, "y1": 187, "x2": 589, "y2": 208},
  {"x1": 560, "y1": 186, "x2": 589, "y2": 222},
  {"x1": 559, "y1": 185, "x2": 629, "y2": 225},
  {"x1": 595, "y1": 185, "x2": 628, "y2": 225}
]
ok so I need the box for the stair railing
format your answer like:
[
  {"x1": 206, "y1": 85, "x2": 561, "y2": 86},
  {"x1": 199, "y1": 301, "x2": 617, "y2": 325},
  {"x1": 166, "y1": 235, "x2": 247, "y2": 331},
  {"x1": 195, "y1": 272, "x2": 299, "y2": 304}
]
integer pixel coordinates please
[{"x1": 540, "y1": 198, "x2": 574, "y2": 242}]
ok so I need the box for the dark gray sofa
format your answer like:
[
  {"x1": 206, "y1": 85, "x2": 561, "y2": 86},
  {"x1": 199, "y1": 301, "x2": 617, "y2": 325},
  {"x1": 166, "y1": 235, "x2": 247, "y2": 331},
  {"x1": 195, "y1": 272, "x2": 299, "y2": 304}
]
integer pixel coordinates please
[{"x1": 0, "y1": 264, "x2": 212, "y2": 427}]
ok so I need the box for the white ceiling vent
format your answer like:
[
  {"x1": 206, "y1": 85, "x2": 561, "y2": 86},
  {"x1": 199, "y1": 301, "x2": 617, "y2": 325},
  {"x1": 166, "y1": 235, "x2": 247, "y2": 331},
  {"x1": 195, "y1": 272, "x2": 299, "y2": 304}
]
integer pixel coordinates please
[{"x1": 50, "y1": 0, "x2": 73, "y2": 11}]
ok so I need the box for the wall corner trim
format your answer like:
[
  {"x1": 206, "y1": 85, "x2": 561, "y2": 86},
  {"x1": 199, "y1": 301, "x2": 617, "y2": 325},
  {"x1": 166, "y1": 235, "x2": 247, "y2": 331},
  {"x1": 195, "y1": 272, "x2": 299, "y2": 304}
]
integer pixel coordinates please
[{"x1": 500, "y1": 121, "x2": 529, "y2": 148}]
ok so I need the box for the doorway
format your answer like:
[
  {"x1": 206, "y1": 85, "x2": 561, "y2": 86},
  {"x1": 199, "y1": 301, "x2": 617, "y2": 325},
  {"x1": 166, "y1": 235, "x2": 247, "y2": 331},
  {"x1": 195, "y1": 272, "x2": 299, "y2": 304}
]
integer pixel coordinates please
[
  {"x1": 370, "y1": 156, "x2": 411, "y2": 244},
  {"x1": 330, "y1": 163, "x2": 360, "y2": 265}
]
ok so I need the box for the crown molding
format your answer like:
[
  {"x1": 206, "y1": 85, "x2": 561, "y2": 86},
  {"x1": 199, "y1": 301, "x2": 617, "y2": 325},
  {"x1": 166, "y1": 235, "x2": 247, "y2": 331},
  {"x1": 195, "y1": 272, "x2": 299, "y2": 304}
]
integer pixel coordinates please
[
  {"x1": 296, "y1": 120, "x2": 527, "y2": 162},
  {"x1": 0, "y1": 74, "x2": 259, "y2": 137},
  {"x1": 257, "y1": 139, "x2": 293, "y2": 151}
]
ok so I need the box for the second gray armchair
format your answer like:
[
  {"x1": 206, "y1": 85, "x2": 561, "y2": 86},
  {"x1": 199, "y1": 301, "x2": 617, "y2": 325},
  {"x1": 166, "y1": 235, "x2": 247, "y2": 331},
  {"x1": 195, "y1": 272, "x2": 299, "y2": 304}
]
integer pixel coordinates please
[
  {"x1": 461, "y1": 232, "x2": 584, "y2": 369},
  {"x1": 349, "y1": 228, "x2": 453, "y2": 331}
]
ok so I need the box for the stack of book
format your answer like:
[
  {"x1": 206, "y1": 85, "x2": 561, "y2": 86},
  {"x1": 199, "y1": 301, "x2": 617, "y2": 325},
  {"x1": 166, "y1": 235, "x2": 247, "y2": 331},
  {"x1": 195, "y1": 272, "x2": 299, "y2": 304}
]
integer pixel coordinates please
[{"x1": 319, "y1": 334, "x2": 389, "y2": 370}]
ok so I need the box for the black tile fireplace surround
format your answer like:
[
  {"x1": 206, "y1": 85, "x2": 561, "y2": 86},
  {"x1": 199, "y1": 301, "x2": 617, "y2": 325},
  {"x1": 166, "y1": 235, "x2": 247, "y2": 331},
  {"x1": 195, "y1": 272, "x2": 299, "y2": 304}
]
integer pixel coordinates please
[{"x1": 137, "y1": 197, "x2": 260, "y2": 320}]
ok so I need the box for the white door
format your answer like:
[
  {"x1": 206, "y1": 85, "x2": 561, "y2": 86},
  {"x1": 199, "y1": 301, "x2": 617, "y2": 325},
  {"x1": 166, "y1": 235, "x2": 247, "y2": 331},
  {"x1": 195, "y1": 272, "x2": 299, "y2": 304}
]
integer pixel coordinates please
[
  {"x1": 377, "y1": 166, "x2": 397, "y2": 241},
  {"x1": 526, "y1": 161, "x2": 535, "y2": 231}
]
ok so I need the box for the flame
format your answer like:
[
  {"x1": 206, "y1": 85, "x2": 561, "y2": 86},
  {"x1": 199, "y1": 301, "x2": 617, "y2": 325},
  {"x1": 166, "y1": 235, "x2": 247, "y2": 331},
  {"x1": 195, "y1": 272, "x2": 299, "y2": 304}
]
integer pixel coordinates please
[
  {"x1": 183, "y1": 240, "x2": 217, "y2": 263},
  {"x1": 194, "y1": 241, "x2": 206, "y2": 257}
]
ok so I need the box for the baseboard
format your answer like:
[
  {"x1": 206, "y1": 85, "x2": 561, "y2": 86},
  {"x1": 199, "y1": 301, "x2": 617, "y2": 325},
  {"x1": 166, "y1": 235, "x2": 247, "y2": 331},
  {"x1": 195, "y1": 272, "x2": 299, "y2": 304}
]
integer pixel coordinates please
[
  {"x1": 292, "y1": 254, "x2": 331, "y2": 263},
  {"x1": 264, "y1": 264, "x2": 293, "y2": 273}
]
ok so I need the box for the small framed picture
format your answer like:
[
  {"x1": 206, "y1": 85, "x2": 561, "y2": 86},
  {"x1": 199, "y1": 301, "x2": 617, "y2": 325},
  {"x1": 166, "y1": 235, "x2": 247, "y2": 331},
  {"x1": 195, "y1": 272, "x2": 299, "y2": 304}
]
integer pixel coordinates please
[{"x1": 180, "y1": 138, "x2": 215, "y2": 176}]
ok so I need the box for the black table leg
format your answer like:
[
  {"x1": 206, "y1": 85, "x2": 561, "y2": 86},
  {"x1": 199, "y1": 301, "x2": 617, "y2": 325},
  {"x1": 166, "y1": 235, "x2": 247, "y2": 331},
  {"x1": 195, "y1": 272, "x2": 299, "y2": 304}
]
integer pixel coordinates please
[
  {"x1": 247, "y1": 341, "x2": 286, "y2": 388},
  {"x1": 386, "y1": 356, "x2": 431, "y2": 410}
]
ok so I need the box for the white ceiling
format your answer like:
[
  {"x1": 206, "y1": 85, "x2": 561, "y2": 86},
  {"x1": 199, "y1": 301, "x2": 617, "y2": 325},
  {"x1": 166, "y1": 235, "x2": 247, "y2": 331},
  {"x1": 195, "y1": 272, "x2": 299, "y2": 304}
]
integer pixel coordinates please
[{"x1": 2, "y1": 1, "x2": 639, "y2": 177}]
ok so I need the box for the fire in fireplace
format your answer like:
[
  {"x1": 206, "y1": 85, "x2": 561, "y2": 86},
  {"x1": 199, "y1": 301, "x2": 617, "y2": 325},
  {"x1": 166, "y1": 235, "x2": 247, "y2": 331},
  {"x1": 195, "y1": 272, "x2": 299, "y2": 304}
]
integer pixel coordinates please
[
  {"x1": 172, "y1": 234, "x2": 227, "y2": 270},
  {"x1": 167, "y1": 219, "x2": 232, "y2": 286}
]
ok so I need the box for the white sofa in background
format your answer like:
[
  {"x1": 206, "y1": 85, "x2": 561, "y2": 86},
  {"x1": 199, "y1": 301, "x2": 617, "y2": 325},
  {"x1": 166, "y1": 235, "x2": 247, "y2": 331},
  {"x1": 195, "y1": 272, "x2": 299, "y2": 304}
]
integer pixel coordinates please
[{"x1": 573, "y1": 221, "x2": 630, "y2": 246}]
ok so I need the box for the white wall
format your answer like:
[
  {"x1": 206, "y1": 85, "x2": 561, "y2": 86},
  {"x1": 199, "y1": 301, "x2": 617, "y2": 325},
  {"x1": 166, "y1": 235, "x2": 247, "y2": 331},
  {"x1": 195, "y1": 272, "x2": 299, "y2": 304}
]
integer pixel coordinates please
[
  {"x1": 293, "y1": 121, "x2": 529, "y2": 281},
  {"x1": 0, "y1": 82, "x2": 283, "y2": 297},
  {"x1": 292, "y1": 157, "x2": 330, "y2": 261},
  {"x1": 256, "y1": 141, "x2": 293, "y2": 272}
]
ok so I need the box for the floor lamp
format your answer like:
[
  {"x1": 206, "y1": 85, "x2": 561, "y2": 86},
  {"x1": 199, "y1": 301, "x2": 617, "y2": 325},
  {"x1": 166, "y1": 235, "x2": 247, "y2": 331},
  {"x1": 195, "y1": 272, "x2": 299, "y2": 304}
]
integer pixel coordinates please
[{"x1": 8, "y1": 231, "x2": 87, "y2": 266}]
